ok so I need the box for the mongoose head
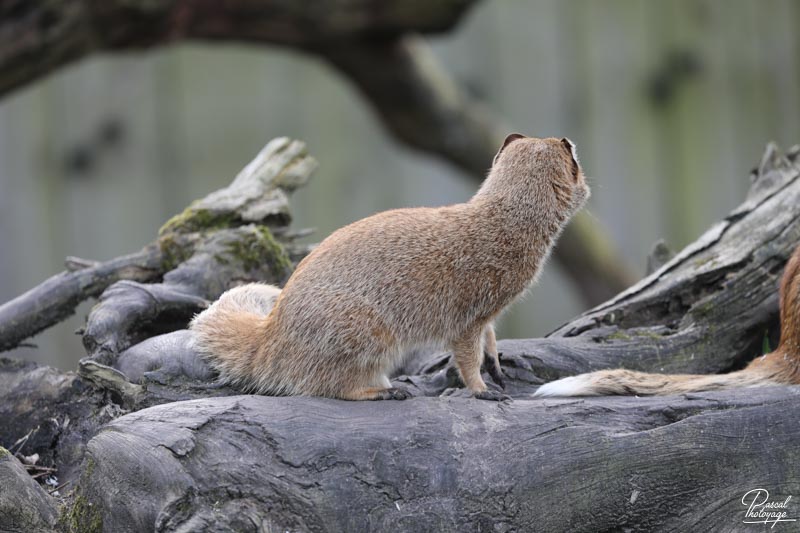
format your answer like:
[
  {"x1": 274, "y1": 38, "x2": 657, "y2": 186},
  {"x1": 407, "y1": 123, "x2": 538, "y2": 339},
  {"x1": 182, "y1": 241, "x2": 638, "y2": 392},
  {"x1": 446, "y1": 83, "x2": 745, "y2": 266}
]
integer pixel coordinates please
[{"x1": 482, "y1": 133, "x2": 590, "y2": 222}]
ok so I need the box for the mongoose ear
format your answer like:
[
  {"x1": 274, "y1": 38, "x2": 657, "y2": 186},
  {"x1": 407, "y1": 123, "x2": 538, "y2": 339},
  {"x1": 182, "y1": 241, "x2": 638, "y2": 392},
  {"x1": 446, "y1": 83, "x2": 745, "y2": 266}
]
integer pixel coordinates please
[
  {"x1": 561, "y1": 137, "x2": 580, "y2": 179},
  {"x1": 561, "y1": 137, "x2": 577, "y2": 158},
  {"x1": 493, "y1": 133, "x2": 526, "y2": 165}
]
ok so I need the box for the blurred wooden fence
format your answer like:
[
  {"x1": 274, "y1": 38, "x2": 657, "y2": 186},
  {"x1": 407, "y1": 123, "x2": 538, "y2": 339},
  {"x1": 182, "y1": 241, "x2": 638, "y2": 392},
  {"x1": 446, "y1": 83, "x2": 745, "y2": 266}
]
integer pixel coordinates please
[{"x1": 0, "y1": 0, "x2": 798, "y2": 369}]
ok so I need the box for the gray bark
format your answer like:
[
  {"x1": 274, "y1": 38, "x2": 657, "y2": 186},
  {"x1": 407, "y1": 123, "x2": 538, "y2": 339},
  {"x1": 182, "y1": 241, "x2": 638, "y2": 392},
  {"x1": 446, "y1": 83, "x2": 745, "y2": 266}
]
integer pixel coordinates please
[
  {"x1": 0, "y1": 138, "x2": 314, "y2": 490},
  {"x1": 77, "y1": 388, "x2": 800, "y2": 533},
  {"x1": 0, "y1": 137, "x2": 315, "y2": 355},
  {"x1": 0, "y1": 247, "x2": 164, "y2": 352},
  {"x1": 0, "y1": 448, "x2": 58, "y2": 533}
]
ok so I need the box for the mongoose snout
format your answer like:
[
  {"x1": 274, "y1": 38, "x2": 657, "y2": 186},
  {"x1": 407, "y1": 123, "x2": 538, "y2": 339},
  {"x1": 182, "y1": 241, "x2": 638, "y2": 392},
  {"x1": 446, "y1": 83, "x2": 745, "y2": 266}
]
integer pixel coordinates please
[{"x1": 191, "y1": 133, "x2": 589, "y2": 401}]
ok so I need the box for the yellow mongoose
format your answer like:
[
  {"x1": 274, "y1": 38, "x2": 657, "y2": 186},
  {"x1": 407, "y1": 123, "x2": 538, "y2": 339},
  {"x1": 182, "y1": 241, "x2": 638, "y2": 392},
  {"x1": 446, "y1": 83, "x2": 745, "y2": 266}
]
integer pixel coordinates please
[
  {"x1": 535, "y1": 244, "x2": 800, "y2": 397},
  {"x1": 191, "y1": 134, "x2": 589, "y2": 400}
]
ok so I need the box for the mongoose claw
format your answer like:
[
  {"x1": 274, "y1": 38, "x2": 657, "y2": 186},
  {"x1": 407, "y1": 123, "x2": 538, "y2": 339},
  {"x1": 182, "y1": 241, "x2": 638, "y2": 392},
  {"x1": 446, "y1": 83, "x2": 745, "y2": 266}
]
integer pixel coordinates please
[
  {"x1": 377, "y1": 387, "x2": 413, "y2": 401},
  {"x1": 440, "y1": 387, "x2": 512, "y2": 402},
  {"x1": 473, "y1": 389, "x2": 512, "y2": 402},
  {"x1": 483, "y1": 350, "x2": 506, "y2": 390},
  {"x1": 487, "y1": 364, "x2": 506, "y2": 390}
]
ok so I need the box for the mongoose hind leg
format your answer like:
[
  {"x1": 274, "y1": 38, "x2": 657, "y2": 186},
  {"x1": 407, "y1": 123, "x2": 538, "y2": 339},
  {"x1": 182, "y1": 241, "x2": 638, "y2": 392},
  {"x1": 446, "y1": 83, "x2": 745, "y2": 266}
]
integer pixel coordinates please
[
  {"x1": 448, "y1": 328, "x2": 511, "y2": 401},
  {"x1": 482, "y1": 324, "x2": 505, "y2": 389},
  {"x1": 341, "y1": 386, "x2": 412, "y2": 401},
  {"x1": 451, "y1": 329, "x2": 490, "y2": 395}
]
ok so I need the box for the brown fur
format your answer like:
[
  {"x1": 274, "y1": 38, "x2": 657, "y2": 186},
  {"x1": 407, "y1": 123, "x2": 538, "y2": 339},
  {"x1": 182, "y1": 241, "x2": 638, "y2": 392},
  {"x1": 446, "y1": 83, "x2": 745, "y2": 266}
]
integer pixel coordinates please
[
  {"x1": 534, "y1": 245, "x2": 800, "y2": 397},
  {"x1": 191, "y1": 135, "x2": 590, "y2": 400}
]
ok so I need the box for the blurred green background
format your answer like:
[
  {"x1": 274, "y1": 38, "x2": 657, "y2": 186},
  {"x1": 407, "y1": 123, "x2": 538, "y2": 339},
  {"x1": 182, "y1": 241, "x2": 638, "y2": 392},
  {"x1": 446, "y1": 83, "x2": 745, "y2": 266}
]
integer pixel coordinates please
[{"x1": 1, "y1": 0, "x2": 798, "y2": 370}]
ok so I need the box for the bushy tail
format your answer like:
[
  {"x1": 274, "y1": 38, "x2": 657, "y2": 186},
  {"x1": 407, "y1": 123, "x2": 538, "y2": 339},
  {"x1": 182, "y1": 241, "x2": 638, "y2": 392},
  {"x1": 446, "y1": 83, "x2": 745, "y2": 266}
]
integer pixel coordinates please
[
  {"x1": 190, "y1": 283, "x2": 281, "y2": 388},
  {"x1": 533, "y1": 367, "x2": 777, "y2": 397},
  {"x1": 535, "y1": 244, "x2": 800, "y2": 398}
]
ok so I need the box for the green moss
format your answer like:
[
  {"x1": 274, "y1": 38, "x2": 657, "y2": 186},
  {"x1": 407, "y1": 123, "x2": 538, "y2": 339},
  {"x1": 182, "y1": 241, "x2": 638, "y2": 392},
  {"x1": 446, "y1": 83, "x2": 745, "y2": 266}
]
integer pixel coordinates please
[
  {"x1": 58, "y1": 458, "x2": 101, "y2": 533},
  {"x1": 60, "y1": 495, "x2": 102, "y2": 533},
  {"x1": 0, "y1": 446, "x2": 9, "y2": 459},
  {"x1": 606, "y1": 331, "x2": 632, "y2": 341},
  {"x1": 762, "y1": 332, "x2": 772, "y2": 355},
  {"x1": 692, "y1": 300, "x2": 715, "y2": 318},
  {"x1": 159, "y1": 205, "x2": 238, "y2": 236},
  {"x1": 693, "y1": 256, "x2": 713, "y2": 268},
  {"x1": 220, "y1": 226, "x2": 292, "y2": 276},
  {"x1": 631, "y1": 329, "x2": 663, "y2": 340},
  {"x1": 175, "y1": 497, "x2": 192, "y2": 514},
  {"x1": 158, "y1": 234, "x2": 193, "y2": 271},
  {"x1": 158, "y1": 209, "x2": 293, "y2": 276},
  {"x1": 605, "y1": 328, "x2": 664, "y2": 343}
]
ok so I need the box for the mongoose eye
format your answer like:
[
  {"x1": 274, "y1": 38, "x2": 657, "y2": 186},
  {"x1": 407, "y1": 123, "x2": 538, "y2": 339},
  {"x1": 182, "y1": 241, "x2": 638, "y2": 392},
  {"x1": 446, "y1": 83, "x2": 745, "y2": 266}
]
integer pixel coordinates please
[{"x1": 561, "y1": 138, "x2": 580, "y2": 181}]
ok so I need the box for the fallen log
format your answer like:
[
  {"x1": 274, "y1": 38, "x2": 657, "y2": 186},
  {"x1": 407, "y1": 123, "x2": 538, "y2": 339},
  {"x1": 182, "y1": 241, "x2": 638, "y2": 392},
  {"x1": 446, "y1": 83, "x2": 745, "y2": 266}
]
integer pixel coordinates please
[{"x1": 75, "y1": 388, "x2": 800, "y2": 532}]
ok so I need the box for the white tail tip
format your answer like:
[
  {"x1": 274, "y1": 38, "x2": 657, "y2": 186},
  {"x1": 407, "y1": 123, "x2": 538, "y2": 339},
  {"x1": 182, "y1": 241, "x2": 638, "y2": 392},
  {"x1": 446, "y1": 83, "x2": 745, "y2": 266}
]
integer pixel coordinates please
[{"x1": 533, "y1": 375, "x2": 596, "y2": 397}]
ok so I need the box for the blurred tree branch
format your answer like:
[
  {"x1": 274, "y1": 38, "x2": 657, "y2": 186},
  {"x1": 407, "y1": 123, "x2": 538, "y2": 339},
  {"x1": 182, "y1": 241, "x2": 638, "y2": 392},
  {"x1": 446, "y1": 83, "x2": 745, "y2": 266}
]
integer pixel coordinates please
[
  {"x1": 0, "y1": 0, "x2": 634, "y2": 305},
  {"x1": 0, "y1": 0, "x2": 479, "y2": 96}
]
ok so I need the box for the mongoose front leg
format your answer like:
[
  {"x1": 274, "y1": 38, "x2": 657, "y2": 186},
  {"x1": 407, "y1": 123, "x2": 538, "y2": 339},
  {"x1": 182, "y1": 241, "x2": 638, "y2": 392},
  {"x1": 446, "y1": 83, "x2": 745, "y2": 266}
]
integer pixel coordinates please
[
  {"x1": 451, "y1": 330, "x2": 509, "y2": 401},
  {"x1": 482, "y1": 324, "x2": 505, "y2": 390}
]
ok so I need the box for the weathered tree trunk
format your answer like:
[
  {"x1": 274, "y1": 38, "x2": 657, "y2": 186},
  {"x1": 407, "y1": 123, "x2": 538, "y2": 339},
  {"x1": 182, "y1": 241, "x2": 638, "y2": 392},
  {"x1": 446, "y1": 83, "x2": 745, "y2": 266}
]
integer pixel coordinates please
[
  {"x1": 1, "y1": 140, "x2": 799, "y2": 532},
  {"x1": 77, "y1": 388, "x2": 800, "y2": 532}
]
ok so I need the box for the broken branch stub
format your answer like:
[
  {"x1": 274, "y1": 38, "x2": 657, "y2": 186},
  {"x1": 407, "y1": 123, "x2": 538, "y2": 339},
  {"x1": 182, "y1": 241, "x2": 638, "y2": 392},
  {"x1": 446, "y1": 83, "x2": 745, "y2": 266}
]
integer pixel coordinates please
[
  {"x1": 81, "y1": 138, "x2": 317, "y2": 365},
  {"x1": 158, "y1": 137, "x2": 317, "y2": 236}
]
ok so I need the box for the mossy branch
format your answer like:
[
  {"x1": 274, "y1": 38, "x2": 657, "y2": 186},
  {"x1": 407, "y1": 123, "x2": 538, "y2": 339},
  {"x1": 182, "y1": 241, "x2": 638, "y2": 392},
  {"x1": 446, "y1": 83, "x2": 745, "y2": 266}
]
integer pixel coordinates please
[{"x1": 0, "y1": 138, "x2": 316, "y2": 354}]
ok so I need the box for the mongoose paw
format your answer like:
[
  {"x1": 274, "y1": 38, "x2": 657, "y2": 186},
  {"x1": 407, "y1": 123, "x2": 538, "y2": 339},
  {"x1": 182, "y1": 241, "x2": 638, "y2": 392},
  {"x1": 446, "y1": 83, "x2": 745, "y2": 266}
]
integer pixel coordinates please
[
  {"x1": 375, "y1": 387, "x2": 413, "y2": 401},
  {"x1": 440, "y1": 388, "x2": 512, "y2": 402},
  {"x1": 473, "y1": 389, "x2": 512, "y2": 402},
  {"x1": 482, "y1": 350, "x2": 506, "y2": 390}
]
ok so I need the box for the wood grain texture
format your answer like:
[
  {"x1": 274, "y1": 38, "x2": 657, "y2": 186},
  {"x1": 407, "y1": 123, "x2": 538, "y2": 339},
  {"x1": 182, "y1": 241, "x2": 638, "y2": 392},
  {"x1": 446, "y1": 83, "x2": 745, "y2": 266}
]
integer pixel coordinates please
[
  {"x1": 0, "y1": 246, "x2": 164, "y2": 352},
  {"x1": 0, "y1": 446, "x2": 58, "y2": 532},
  {"x1": 75, "y1": 389, "x2": 800, "y2": 532}
]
